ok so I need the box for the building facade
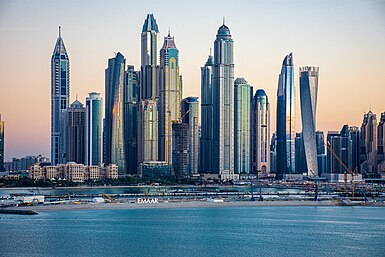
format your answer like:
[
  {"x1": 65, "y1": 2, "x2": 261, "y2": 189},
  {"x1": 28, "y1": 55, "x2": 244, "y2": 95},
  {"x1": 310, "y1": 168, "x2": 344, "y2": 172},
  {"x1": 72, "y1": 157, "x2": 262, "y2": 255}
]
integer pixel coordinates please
[
  {"x1": 200, "y1": 54, "x2": 214, "y2": 173},
  {"x1": 182, "y1": 97, "x2": 199, "y2": 175},
  {"x1": 159, "y1": 32, "x2": 181, "y2": 164},
  {"x1": 140, "y1": 13, "x2": 160, "y2": 100},
  {"x1": 172, "y1": 122, "x2": 189, "y2": 177},
  {"x1": 137, "y1": 99, "x2": 158, "y2": 175},
  {"x1": 299, "y1": 66, "x2": 319, "y2": 177},
  {"x1": 326, "y1": 125, "x2": 352, "y2": 175},
  {"x1": 252, "y1": 89, "x2": 270, "y2": 174},
  {"x1": 276, "y1": 53, "x2": 296, "y2": 179},
  {"x1": 85, "y1": 92, "x2": 102, "y2": 166},
  {"x1": 51, "y1": 27, "x2": 70, "y2": 165},
  {"x1": 104, "y1": 52, "x2": 126, "y2": 174},
  {"x1": 213, "y1": 22, "x2": 235, "y2": 180},
  {"x1": 65, "y1": 100, "x2": 86, "y2": 164},
  {"x1": 124, "y1": 65, "x2": 139, "y2": 174},
  {"x1": 234, "y1": 78, "x2": 251, "y2": 174},
  {"x1": 360, "y1": 111, "x2": 378, "y2": 177}
]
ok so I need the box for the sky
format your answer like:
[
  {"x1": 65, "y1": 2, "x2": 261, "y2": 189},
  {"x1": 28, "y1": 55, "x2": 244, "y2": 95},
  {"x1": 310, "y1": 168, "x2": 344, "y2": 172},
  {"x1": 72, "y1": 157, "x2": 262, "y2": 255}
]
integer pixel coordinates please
[{"x1": 0, "y1": 0, "x2": 384, "y2": 161}]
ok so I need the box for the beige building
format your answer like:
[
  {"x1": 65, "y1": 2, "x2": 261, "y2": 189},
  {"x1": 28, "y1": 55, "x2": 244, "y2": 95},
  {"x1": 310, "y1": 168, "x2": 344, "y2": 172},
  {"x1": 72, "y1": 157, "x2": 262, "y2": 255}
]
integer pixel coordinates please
[{"x1": 28, "y1": 163, "x2": 118, "y2": 182}]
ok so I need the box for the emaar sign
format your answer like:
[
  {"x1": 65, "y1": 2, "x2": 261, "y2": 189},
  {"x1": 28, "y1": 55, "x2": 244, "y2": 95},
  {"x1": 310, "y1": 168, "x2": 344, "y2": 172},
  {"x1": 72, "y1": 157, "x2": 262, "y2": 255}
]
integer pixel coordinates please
[{"x1": 137, "y1": 198, "x2": 159, "y2": 204}]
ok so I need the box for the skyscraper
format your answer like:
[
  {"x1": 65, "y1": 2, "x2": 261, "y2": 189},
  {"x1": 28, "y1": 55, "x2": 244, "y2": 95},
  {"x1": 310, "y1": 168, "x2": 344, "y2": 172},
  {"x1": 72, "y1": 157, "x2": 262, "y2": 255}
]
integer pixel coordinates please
[
  {"x1": 137, "y1": 99, "x2": 158, "y2": 174},
  {"x1": 295, "y1": 133, "x2": 307, "y2": 173},
  {"x1": 0, "y1": 115, "x2": 4, "y2": 172},
  {"x1": 349, "y1": 126, "x2": 360, "y2": 173},
  {"x1": 270, "y1": 133, "x2": 277, "y2": 173},
  {"x1": 252, "y1": 89, "x2": 270, "y2": 174},
  {"x1": 65, "y1": 100, "x2": 86, "y2": 164},
  {"x1": 360, "y1": 110, "x2": 378, "y2": 177},
  {"x1": 213, "y1": 21, "x2": 235, "y2": 180},
  {"x1": 140, "y1": 13, "x2": 160, "y2": 100},
  {"x1": 181, "y1": 97, "x2": 199, "y2": 175},
  {"x1": 124, "y1": 65, "x2": 140, "y2": 174},
  {"x1": 316, "y1": 131, "x2": 327, "y2": 175},
  {"x1": 51, "y1": 27, "x2": 70, "y2": 165},
  {"x1": 326, "y1": 125, "x2": 352, "y2": 175},
  {"x1": 105, "y1": 52, "x2": 125, "y2": 174},
  {"x1": 378, "y1": 113, "x2": 385, "y2": 173},
  {"x1": 299, "y1": 66, "x2": 319, "y2": 177},
  {"x1": 159, "y1": 32, "x2": 181, "y2": 164},
  {"x1": 234, "y1": 78, "x2": 251, "y2": 174},
  {"x1": 200, "y1": 53, "x2": 214, "y2": 173},
  {"x1": 85, "y1": 92, "x2": 102, "y2": 166},
  {"x1": 172, "y1": 122, "x2": 189, "y2": 177},
  {"x1": 276, "y1": 53, "x2": 295, "y2": 179}
]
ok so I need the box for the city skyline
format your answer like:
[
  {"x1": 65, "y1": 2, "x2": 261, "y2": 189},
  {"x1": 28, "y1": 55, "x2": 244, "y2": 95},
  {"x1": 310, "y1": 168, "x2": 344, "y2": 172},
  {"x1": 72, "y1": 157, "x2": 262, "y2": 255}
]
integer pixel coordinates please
[{"x1": 1, "y1": 0, "x2": 385, "y2": 160}]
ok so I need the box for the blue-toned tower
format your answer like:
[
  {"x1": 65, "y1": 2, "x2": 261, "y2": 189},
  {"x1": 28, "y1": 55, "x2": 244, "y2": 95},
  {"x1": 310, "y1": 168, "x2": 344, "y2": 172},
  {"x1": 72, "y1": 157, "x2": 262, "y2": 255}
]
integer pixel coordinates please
[
  {"x1": 86, "y1": 92, "x2": 102, "y2": 166},
  {"x1": 200, "y1": 53, "x2": 214, "y2": 173},
  {"x1": 51, "y1": 26, "x2": 70, "y2": 165},
  {"x1": 105, "y1": 52, "x2": 126, "y2": 174},
  {"x1": 276, "y1": 53, "x2": 296, "y2": 179}
]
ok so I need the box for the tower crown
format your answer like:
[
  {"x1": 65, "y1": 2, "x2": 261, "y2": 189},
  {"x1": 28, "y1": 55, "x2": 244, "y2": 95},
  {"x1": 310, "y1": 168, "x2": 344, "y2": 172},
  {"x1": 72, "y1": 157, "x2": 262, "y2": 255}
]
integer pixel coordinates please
[{"x1": 142, "y1": 14, "x2": 159, "y2": 33}]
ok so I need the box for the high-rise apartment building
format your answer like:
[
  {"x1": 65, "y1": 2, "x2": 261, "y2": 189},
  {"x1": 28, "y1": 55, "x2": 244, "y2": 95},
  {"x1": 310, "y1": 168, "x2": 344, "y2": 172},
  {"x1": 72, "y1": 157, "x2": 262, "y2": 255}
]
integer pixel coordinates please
[
  {"x1": 159, "y1": 32, "x2": 181, "y2": 164},
  {"x1": 276, "y1": 53, "x2": 296, "y2": 179},
  {"x1": 104, "y1": 52, "x2": 125, "y2": 174},
  {"x1": 65, "y1": 100, "x2": 86, "y2": 164},
  {"x1": 172, "y1": 122, "x2": 189, "y2": 177},
  {"x1": 378, "y1": 113, "x2": 385, "y2": 174},
  {"x1": 360, "y1": 110, "x2": 378, "y2": 177},
  {"x1": 326, "y1": 125, "x2": 352, "y2": 175},
  {"x1": 181, "y1": 97, "x2": 199, "y2": 175},
  {"x1": 124, "y1": 65, "x2": 140, "y2": 174},
  {"x1": 299, "y1": 66, "x2": 319, "y2": 176},
  {"x1": 234, "y1": 78, "x2": 251, "y2": 174},
  {"x1": 252, "y1": 89, "x2": 270, "y2": 174},
  {"x1": 349, "y1": 126, "x2": 360, "y2": 173},
  {"x1": 140, "y1": 14, "x2": 160, "y2": 100},
  {"x1": 85, "y1": 92, "x2": 102, "y2": 166},
  {"x1": 51, "y1": 27, "x2": 70, "y2": 165},
  {"x1": 137, "y1": 99, "x2": 158, "y2": 175},
  {"x1": 213, "y1": 22, "x2": 235, "y2": 180},
  {"x1": 200, "y1": 54, "x2": 214, "y2": 173}
]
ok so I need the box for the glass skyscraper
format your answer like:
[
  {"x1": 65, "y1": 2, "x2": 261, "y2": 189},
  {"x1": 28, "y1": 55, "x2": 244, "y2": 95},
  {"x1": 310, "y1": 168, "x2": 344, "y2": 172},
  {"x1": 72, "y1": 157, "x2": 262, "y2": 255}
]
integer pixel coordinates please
[
  {"x1": 51, "y1": 27, "x2": 69, "y2": 165},
  {"x1": 140, "y1": 13, "x2": 160, "y2": 100},
  {"x1": 65, "y1": 100, "x2": 86, "y2": 165},
  {"x1": 124, "y1": 65, "x2": 139, "y2": 174},
  {"x1": 172, "y1": 122, "x2": 189, "y2": 177},
  {"x1": 276, "y1": 53, "x2": 296, "y2": 179},
  {"x1": 86, "y1": 92, "x2": 102, "y2": 166},
  {"x1": 234, "y1": 78, "x2": 251, "y2": 174},
  {"x1": 213, "y1": 22, "x2": 235, "y2": 180},
  {"x1": 137, "y1": 99, "x2": 158, "y2": 175},
  {"x1": 299, "y1": 66, "x2": 319, "y2": 176},
  {"x1": 159, "y1": 32, "x2": 181, "y2": 164},
  {"x1": 104, "y1": 52, "x2": 125, "y2": 174},
  {"x1": 181, "y1": 97, "x2": 199, "y2": 175},
  {"x1": 360, "y1": 111, "x2": 378, "y2": 176},
  {"x1": 200, "y1": 53, "x2": 214, "y2": 173},
  {"x1": 252, "y1": 89, "x2": 270, "y2": 174}
]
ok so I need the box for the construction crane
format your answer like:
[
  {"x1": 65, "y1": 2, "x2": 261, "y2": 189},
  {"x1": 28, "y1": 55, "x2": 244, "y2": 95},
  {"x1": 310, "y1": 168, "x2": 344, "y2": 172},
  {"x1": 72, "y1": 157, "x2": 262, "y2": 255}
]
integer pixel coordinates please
[
  {"x1": 325, "y1": 142, "x2": 355, "y2": 199},
  {"x1": 102, "y1": 193, "x2": 116, "y2": 203}
]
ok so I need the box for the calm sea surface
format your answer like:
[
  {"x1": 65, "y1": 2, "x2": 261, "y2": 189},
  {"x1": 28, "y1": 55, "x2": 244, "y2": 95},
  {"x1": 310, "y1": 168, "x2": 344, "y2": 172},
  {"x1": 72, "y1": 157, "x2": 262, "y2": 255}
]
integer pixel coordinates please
[{"x1": 1, "y1": 206, "x2": 384, "y2": 257}]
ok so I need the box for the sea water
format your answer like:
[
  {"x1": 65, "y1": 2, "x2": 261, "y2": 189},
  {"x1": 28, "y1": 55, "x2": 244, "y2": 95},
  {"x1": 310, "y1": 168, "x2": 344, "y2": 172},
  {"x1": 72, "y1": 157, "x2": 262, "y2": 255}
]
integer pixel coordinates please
[{"x1": 1, "y1": 206, "x2": 384, "y2": 257}]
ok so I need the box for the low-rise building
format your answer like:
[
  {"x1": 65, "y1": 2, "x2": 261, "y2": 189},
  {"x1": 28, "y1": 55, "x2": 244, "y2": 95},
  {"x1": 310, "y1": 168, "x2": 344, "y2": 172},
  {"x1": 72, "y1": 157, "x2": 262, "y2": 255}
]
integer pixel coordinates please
[{"x1": 28, "y1": 163, "x2": 118, "y2": 182}]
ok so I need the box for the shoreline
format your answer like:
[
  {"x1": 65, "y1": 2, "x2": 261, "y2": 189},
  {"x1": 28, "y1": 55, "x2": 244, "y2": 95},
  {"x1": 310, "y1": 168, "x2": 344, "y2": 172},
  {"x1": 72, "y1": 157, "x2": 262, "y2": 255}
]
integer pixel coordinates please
[{"x1": 9, "y1": 200, "x2": 385, "y2": 212}]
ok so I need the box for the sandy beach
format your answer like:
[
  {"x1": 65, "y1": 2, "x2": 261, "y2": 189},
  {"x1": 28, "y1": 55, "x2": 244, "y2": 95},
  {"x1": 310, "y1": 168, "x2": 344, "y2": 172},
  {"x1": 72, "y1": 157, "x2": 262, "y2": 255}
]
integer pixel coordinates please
[{"x1": 10, "y1": 200, "x2": 384, "y2": 212}]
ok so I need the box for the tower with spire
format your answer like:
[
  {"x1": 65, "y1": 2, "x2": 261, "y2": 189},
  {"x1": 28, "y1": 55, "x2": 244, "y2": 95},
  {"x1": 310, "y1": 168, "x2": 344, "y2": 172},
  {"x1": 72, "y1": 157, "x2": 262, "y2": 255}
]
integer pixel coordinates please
[
  {"x1": 212, "y1": 20, "x2": 235, "y2": 180},
  {"x1": 51, "y1": 26, "x2": 70, "y2": 165},
  {"x1": 159, "y1": 31, "x2": 181, "y2": 164}
]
